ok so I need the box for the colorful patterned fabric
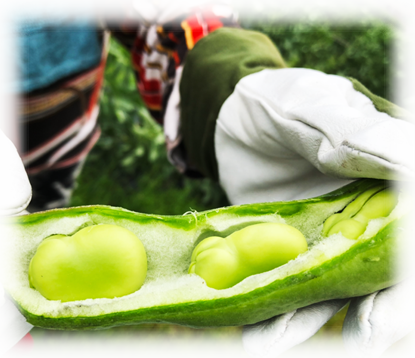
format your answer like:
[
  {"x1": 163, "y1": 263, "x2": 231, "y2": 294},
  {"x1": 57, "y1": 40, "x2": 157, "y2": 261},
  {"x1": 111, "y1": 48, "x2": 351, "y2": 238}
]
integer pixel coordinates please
[
  {"x1": 114, "y1": 5, "x2": 238, "y2": 125},
  {"x1": 111, "y1": 3, "x2": 239, "y2": 176}
]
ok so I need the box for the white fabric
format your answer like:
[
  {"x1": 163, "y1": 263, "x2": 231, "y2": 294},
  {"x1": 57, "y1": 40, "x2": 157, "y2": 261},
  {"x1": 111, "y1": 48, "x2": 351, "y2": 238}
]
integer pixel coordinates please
[
  {"x1": 215, "y1": 68, "x2": 414, "y2": 205},
  {"x1": 343, "y1": 279, "x2": 415, "y2": 357},
  {"x1": 242, "y1": 300, "x2": 348, "y2": 358},
  {"x1": 164, "y1": 65, "x2": 183, "y2": 143},
  {"x1": 0, "y1": 130, "x2": 32, "y2": 216},
  {"x1": 0, "y1": 285, "x2": 33, "y2": 356}
]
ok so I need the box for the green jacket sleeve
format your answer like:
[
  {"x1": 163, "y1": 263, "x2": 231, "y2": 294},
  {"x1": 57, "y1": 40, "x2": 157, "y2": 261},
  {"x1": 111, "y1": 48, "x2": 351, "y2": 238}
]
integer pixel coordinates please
[{"x1": 179, "y1": 27, "x2": 287, "y2": 180}]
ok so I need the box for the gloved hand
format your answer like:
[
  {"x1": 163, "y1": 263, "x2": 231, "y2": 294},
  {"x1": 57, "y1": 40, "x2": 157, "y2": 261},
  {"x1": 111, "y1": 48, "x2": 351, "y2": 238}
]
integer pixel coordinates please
[
  {"x1": 0, "y1": 129, "x2": 33, "y2": 355},
  {"x1": 215, "y1": 67, "x2": 414, "y2": 204},
  {"x1": 213, "y1": 68, "x2": 415, "y2": 356},
  {"x1": 242, "y1": 279, "x2": 414, "y2": 357}
]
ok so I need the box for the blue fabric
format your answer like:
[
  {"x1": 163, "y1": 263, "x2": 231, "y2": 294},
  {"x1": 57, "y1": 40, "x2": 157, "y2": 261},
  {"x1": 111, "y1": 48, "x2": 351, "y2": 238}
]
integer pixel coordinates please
[{"x1": 18, "y1": 22, "x2": 102, "y2": 93}]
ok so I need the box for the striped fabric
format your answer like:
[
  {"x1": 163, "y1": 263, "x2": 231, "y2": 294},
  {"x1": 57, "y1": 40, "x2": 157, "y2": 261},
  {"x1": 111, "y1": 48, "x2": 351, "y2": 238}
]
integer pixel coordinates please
[
  {"x1": 18, "y1": 30, "x2": 109, "y2": 211},
  {"x1": 21, "y1": 67, "x2": 102, "y2": 174}
]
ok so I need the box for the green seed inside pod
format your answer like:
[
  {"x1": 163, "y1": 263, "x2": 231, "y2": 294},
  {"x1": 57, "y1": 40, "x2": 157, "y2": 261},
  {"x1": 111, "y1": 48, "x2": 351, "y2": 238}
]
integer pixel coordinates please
[
  {"x1": 189, "y1": 222, "x2": 308, "y2": 289},
  {"x1": 29, "y1": 224, "x2": 147, "y2": 302},
  {"x1": 323, "y1": 187, "x2": 398, "y2": 240}
]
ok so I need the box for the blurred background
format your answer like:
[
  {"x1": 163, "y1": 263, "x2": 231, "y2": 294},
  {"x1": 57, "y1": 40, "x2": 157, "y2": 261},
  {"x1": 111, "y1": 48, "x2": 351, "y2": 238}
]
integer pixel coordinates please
[{"x1": 31, "y1": 0, "x2": 415, "y2": 358}]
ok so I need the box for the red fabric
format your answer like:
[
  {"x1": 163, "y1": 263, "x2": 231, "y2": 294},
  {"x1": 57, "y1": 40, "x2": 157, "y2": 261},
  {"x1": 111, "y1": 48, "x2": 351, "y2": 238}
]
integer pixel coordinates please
[
  {"x1": 186, "y1": 3, "x2": 228, "y2": 44},
  {"x1": 185, "y1": 15, "x2": 205, "y2": 45}
]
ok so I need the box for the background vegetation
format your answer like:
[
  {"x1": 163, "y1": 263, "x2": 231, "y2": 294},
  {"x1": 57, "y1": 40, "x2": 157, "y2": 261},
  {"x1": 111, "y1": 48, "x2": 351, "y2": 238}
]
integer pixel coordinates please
[
  {"x1": 32, "y1": 0, "x2": 415, "y2": 358},
  {"x1": 247, "y1": 21, "x2": 393, "y2": 99}
]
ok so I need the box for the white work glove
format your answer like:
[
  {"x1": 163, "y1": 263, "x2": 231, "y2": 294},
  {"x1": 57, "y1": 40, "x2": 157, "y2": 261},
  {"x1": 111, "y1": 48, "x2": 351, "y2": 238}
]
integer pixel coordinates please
[
  {"x1": 214, "y1": 68, "x2": 415, "y2": 356},
  {"x1": 0, "y1": 129, "x2": 33, "y2": 355},
  {"x1": 215, "y1": 68, "x2": 414, "y2": 204},
  {"x1": 242, "y1": 279, "x2": 414, "y2": 357}
]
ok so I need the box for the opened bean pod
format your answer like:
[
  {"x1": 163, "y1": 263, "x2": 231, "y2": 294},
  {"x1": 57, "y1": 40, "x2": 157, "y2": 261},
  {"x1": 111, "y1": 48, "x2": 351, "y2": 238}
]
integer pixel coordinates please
[{"x1": 0, "y1": 179, "x2": 408, "y2": 329}]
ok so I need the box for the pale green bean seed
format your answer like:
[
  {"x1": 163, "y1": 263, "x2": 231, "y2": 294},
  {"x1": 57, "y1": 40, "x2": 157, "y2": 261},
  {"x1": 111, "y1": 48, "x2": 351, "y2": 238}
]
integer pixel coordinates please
[
  {"x1": 324, "y1": 188, "x2": 397, "y2": 240},
  {"x1": 189, "y1": 223, "x2": 308, "y2": 289}
]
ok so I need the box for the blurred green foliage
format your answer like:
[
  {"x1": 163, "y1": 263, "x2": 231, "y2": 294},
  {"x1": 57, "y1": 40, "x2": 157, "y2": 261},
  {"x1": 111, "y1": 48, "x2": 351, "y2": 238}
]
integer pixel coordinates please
[{"x1": 247, "y1": 21, "x2": 393, "y2": 99}]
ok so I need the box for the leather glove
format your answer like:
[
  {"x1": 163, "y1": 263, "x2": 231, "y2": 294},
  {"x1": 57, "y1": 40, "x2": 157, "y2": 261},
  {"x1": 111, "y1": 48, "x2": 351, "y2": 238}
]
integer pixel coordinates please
[
  {"x1": 0, "y1": 129, "x2": 33, "y2": 355},
  {"x1": 215, "y1": 67, "x2": 414, "y2": 204},
  {"x1": 213, "y1": 68, "x2": 414, "y2": 356}
]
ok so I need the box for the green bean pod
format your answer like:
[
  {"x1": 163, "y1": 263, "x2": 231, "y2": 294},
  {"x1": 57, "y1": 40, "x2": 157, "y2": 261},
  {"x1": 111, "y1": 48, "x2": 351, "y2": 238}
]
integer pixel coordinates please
[{"x1": 0, "y1": 179, "x2": 408, "y2": 330}]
